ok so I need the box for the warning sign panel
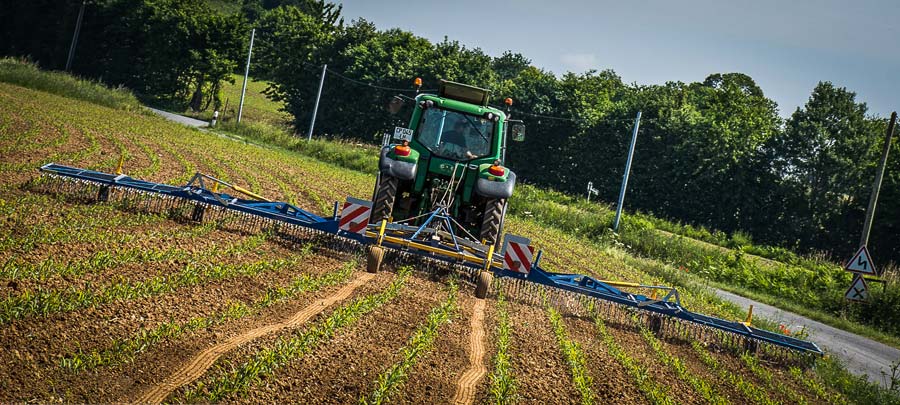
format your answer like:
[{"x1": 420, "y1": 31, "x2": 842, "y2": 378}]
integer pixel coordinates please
[
  {"x1": 845, "y1": 246, "x2": 877, "y2": 276},
  {"x1": 844, "y1": 274, "x2": 869, "y2": 302}
]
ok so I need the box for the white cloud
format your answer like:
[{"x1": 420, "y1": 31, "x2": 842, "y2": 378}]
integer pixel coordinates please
[{"x1": 560, "y1": 53, "x2": 598, "y2": 73}]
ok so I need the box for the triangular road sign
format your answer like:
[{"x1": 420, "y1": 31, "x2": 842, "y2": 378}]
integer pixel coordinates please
[
  {"x1": 845, "y1": 274, "x2": 869, "y2": 302},
  {"x1": 845, "y1": 246, "x2": 877, "y2": 275}
]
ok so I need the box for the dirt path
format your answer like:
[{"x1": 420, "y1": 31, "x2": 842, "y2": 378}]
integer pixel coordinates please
[
  {"x1": 132, "y1": 272, "x2": 375, "y2": 404},
  {"x1": 452, "y1": 299, "x2": 488, "y2": 405}
]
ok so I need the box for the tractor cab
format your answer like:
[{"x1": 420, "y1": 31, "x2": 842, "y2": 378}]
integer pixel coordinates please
[{"x1": 373, "y1": 80, "x2": 525, "y2": 247}]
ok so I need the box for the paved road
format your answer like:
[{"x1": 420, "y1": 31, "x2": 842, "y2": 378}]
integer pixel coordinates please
[
  {"x1": 715, "y1": 288, "x2": 899, "y2": 386},
  {"x1": 146, "y1": 107, "x2": 209, "y2": 128}
]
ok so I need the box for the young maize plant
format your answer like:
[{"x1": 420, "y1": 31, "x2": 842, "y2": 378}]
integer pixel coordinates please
[
  {"x1": 691, "y1": 341, "x2": 777, "y2": 405},
  {"x1": 591, "y1": 308, "x2": 674, "y2": 405},
  {"x1": 0, "y1": 234, "x2": 298, "y2": 324},
  {"x1": 546, "y1": 305, "x2": 596, "y2": 405},
  {"x1": 633, "y1": 317, "x2": 727, "y2": 405},
  {"x1": 490, "y1": 287, "x2": 517, "y2": 405},
  {"x1": 789, "y1": 367, "x2": 847, "y2": 405},
  {"x1": 362, "y1": 281, "x2": 459, "y2": 405},
  {"x1": 60, "y1": 261, "x2": 357, "y2": 372},
  {"x1": 741, "y1": 352, "x2": 808, "y2": 405},
  {"x1": 180, "y1": 267, "x2": 413, "y2": 402}
]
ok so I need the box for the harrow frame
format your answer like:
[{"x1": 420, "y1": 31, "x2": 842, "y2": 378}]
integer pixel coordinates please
[{"x1": 37, "y1": 163, "x2": 824, "y2": 357}]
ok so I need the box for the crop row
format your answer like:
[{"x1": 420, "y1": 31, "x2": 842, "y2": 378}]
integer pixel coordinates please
[
  {"x1": 691, "y1": 341, "x2": 774, "y2": 405},
  {"x1": 60, "y1": 260, "x2": 357, "y2": 372},
  {"x1": 0, "y1": 222, "x2": 218, "y2": 281},
  {"x1": 0, "y1": 234, "x2": 290, "y2": 323},
  {"x1": 362, "y1": 280, "x2": 459, "y2": 405},
  {"x1": 179, "y1": 267, "x2": 412, "y2": 402},
  {"x1": 590, "y1": 308, "x2": 673, "y2": 405},
  {"x1": 635, "y1": 320, "x2": 727, "y2": 404},
  {"x1": 546, "y1": 304, "x2": 595, "y2": 405},
  {"x1": 489, "y1": 288, "x2": 517, "y2": 404},
  {"x1": 740, "y1": 352, "x2": 808, "y2": 404}
]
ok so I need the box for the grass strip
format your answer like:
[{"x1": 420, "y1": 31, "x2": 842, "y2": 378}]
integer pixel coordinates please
[
  {"x1": 740, "y1": 352, "x2": 808, "y2": 405},
  {"x1": 0, "y1": 234, "x2": 291, "y2": 323},
  {"x1": 547, "y1": 305, "x2": 596, "y2": 405},
  {"x1": 489, "y1": 288, "x2": 517, "y2": 405},
  {"x1": 691, "y1": 341, "x2": 776, "y2": 405},
  {"x1": 591, "y1": 309, "x2": 673, "y2": 405},
  {"x1": 60, "y1": 260, "x2": 356, "y2": 372},
  {"x1": 362, "y1": 280, "x2": 459, "y2": 405},
  {"x1": 180, "y1": 267, "x2": 412, "y2": 402},
  {"x1": 634, "y1": 318, "x2": 727, "y2": 404}
]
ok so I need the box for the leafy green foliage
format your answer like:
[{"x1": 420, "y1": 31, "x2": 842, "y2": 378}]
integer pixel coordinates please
[
  {"x1": 489, "y1": 289, "x2": 517, "y2": 405},
  {"x1": 0, "y1": 58, "x2": 141, "y2": 110}
]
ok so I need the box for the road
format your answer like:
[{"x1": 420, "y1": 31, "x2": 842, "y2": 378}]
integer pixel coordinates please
[
  {"x1": 715, "y1": 288, "x2": 899, "y2": 387},
  {"x1": 145, "y1": 107, "x2": 900, "y2": 388},
  {"x1": 146, "y1": 107, "x2": 209, "y2": 128}
]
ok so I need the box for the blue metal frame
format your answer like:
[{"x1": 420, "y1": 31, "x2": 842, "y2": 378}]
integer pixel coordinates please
[{"x1": 39, "y1": 163, "x2": 823, "y2": 355}]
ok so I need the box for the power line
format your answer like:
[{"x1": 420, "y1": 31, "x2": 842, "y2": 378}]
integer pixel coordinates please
[{"x1": 324, "y1": 67, "x2": 436, "y2": 92}]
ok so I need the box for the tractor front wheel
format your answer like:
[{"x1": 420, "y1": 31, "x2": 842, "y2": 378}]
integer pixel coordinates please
[
  {"x1": 479, "y1": 198, "x2": 506, "y2": 248},
  {"x1": 371, "y1": 174, "x2": 398, "y2": 224}
]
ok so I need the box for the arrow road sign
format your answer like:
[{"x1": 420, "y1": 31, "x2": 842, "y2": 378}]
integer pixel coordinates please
[
  {"x1": 845, "y1": 246, "x2": 877, "y2": 275},
  {"x1": 845, "y1": 274, "x2": 869, "y2": 302}
]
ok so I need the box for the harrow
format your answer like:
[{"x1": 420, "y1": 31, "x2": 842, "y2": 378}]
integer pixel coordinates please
[{"x1": 35, "y1": 163, "x2": 824, "y2": 362}]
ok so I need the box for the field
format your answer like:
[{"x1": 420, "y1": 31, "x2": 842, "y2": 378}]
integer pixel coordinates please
[{"x1": 0, "y1": 81, "x2": 880, "y2": 403}]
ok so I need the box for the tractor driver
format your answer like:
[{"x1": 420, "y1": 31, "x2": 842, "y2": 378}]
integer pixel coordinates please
[{"x1": 439, "y1": 119, "x2": 477, "y2": 160}]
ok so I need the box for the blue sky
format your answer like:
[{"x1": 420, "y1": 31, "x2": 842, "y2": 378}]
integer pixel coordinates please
[{"x1": 338, "y1": 0, "x2": 898, "y2": 118}]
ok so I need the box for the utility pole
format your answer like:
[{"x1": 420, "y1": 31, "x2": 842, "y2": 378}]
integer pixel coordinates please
[
  {"x1": 307, "y1": 63, "x2": 327, "y2": 141},
  {"x1": 613, "y1": 111, "x2": 642, "y2": 232},
  {"x1": 237, "y1": 28, "x2": 255, "y2": 123},
  {"x1": 859, "y1": 111, "x2": 897, "y2": 249},
  {"x1": 65, "y1": 0, "x2": 86, "y2": 72}
]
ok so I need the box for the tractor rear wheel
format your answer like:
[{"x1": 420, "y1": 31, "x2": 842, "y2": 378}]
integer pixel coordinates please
[
  {"x1": 479, "y1": 198, "x2": 506, "y2": 248},
  {"x1": 475, "y1": 271, "x2": 493, "y2": 299},
  {"x1": 371, "y1": 174, "x2": 398, "y2": 224}
]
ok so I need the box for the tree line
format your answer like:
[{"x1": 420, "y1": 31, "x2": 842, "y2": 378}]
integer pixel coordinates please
[{"x1": 2, "y1": 0, "x2": 896, "y2": 265}]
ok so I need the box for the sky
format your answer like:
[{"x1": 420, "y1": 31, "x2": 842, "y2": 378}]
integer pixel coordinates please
[{"x1": 338, "y1": 0, "x2": 899, "y2": 118}]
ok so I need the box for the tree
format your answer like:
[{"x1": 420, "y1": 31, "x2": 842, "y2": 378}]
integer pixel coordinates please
[{"x1": 771, "y1": 82, "x2": 880, "y2": 252}]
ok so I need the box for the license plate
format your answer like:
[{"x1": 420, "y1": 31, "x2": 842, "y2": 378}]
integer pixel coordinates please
[{"x1": 393, "y1": 127, "x2": 413, "y2": 141}]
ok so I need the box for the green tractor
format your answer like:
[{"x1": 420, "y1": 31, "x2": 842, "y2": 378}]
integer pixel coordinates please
[{"x1": 372, "y1": 80, "x2": 525, "y2": 248}]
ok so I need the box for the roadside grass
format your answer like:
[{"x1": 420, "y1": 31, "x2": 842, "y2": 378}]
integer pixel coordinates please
[
  {"x1": 180, "y1": 267, "x2": 412, "y2": 402},
  {"x1": 182, "y1": 73, "x2": 291, "y2": 126},
  {"x1": 0, "y1": 58, "x2": 141, "y2": 111}
]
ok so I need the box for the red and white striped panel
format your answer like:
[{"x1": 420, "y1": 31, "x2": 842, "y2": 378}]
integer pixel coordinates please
[
  {"x1": 339, "y1": 197, "x2": 373, "y2": 235},
  {"x1": 502, "y1": 234, "x2": 534, "y2": 274}
]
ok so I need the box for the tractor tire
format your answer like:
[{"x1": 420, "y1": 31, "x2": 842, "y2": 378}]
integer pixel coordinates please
[
  {"x1": 475, "y1": 271, "x2": 494, "y2": 299},
  {"x1": 479, "y1": 198, "x2": 506, "y2": 248},
  {"x1": 371, "y1": 175, "x2": 398, "y2": 224},
  {"x1": 366, "y1": 246, "x2": 384, "y2": 273}
]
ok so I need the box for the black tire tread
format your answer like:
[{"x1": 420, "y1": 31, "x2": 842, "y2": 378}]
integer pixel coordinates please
[{"x1": 371, "y1": 175, "x2": 398, "y2": 224}]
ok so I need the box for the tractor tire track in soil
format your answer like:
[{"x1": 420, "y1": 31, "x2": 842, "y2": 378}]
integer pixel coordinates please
[
  {"x1": 452, "y1": 298, "x2": 487, "y2": 405},
  {"x1": 133, "y1": 271, "x2": 375, "y2": 404},
  {"x1": 225, "y1": 273, "x2": 442, "y2": 404}
]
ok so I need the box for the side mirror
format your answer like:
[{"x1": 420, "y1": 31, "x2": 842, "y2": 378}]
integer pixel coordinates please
[
  {"x1": 386, "y1": 96, "x2": 405, "y2": 115},
  {"x1": 511, "y1": 123, "x2": 525, "y2": 142}
]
